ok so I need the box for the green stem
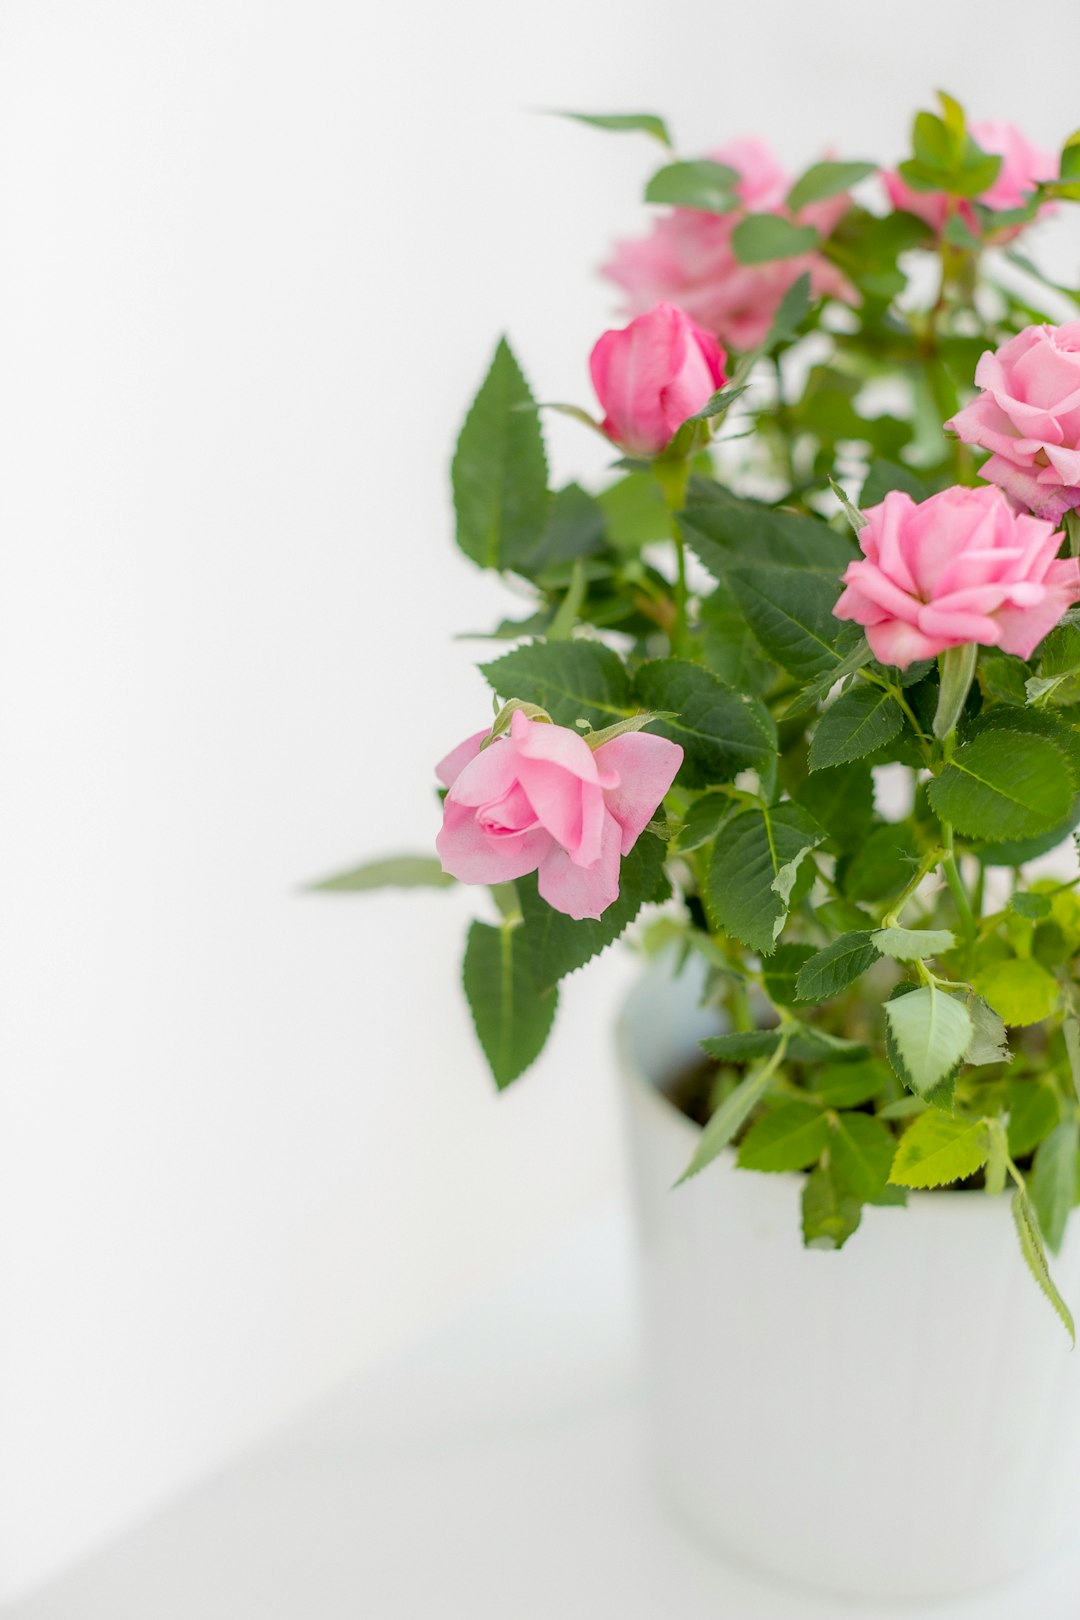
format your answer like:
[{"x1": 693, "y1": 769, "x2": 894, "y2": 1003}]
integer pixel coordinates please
[{"x1": 654, "y1": 456, "x2": 692, "y2": 658}]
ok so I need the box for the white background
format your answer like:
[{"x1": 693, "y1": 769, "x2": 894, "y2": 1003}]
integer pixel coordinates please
[{"x1": 1, "y1": 0, "x2": 1079, "y2": 1604}]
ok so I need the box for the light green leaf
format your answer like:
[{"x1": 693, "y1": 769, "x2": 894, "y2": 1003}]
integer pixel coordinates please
[
  {"x1": 311, "y1": 855, "x2": 455, "y2": 893},
  {"x1": 795, "y1": 931, "x2": 878, "y2": 1001},
  {"x1": 762, "y1": 272, "x2": 812, "y2": 348},
  {"x1": 830, "y1": 1111, "x2": 898, "y2": 1202},
  {"x1": 706, "y1": 803, "x2": 826, "y2": 954},
  {"x1": 888, "y1": 1109, "x2": 990, "y2": 1188},
  {"x1": 480, "y1": 640, "x2": 633, "y2": 730},
  {"x1": 463, "y1": 921, "x2": 558, "y2": 1089},
  {"x1": 452, "y1": 338, "x2": 549, "y2": 570},
  {"x1": 1012, "y1": 1189, "x2": 1076, "y2": 1343},
  {"x1": 581, "y1": 711, "x2": 675, "y2": 749},
  {"x1": 731, "y1": 214, "x2": 819, "y2": 264},
  {"x1": 802, "y1": 1162, "x2": 862, "y2": 1250},
  {"x1": 927, "y1": 730, "x2": 1073, "y2": 841},
  {"x1": 1007, "y1": 1078, "x2": 1060, "y2": 1158},
  {"x1": 678, "y1": 1061, "x2": 777, "y2": 1183},
  {"x1": 871, "y1": 926, "x2": 956, "y2": 962},
  {"x1": 884, "y1": 986, "x2": 974, "y2": 1097},
  {"x1": 966, "y1": 993, "x2": 1010, "y2": 1067},
  {"x1": 737, "y1": 1101, "x2": 828, "y2": 1172},
  {"x1": 973, "y1": 958, "x2": 1059, "y2": 1028},
  {"x1": 1031, "y1": 1116, "x2": 1079, "y2": 1254},
  {"x1": 633, "y1": 659, "x2": 776, "y2": 788},
  {"x1": 556, "y1": 110, "x2": 672, "y2": 147},
  {"x1": 814, "y1": 1059, "x2": 889, "y2": 1108},
  {"x1": 809, "y1": 685, "x2": 904, "y2": 769},
  {"x1": 786, "y1": 160, "x2": 876, "y2": 213},
  {"x1": 645, "y1": 159, "x2": 739, "y2": 212}
]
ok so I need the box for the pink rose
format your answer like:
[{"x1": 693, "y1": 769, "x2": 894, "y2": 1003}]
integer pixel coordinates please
[
  {"x1": 602, "y1": 137, "x2": 855, "y2": 351},
  {"x1": 435, "y1": 710, "x2": 683, "y2": 920},
  {"x1": 946, "y1": 323, "x2": 1080, "y2": 524},
  {"x1": 833, "y1": 484, "x2": 1080, "y2": 668},
  {"x1": 589, "y1": 302, "x2": 727, "y2": 457},
  {"x1": 883, "y1": 120, "x2": 1056, "y2": 240}
]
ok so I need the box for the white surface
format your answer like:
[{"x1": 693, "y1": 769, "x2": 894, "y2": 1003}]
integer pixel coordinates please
[
  {"x1": 6, "y1": 1202, "x2": 1080, "y2": 1620},
  {"x1": 621, "y1": 967, "x2": 1080, "y2": 1601},
  {"x1": 4, "y1": 0, "x2": 1080, "y2": 1604}
]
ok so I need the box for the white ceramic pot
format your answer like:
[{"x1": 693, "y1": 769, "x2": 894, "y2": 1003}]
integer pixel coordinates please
[{"x1": 618, "y1": 960, "x2": 1080, "y2": 1602}]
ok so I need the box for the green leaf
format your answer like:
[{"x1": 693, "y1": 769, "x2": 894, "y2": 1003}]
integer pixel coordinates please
[
  {"x1": 965, "y1": 993, "x2": 1010, "y2": 1067},
  {"x1": 737, "y1": 1101, "x2": 828, "y2": 1172},
  {"x1": 1007, "y1": 1078, "x2": 1060, "y2": 1158},
  {"x1": 452, "y1": 338, "x2": 549, "y2": 570},
  {"x1": 802, "y1": 1162, "x2": 862, "y2": 1250},
  {"x1": 310, "y1": 855, "x2": 455, "y2": 893},
  {"x1": 480, "y1": 640, "x2": 633, "y2": 730},
  {"x1": 884, "y1": 986, "x2": 974, "y2": 1097},
  {"x1": 815, "y1": 1058, "x2": 889, "y2": 1108},
  {"x1": 728, "y1": 566, "x2": 846, "y2": 685},
  {"x1": 645, "y1": 159, "x2": 739, "y2": 212},
  {"x1": 927, "y1": 730, "x2": 1073, "y2": 841},
  {"x1": 792, "y1": 761, "x2": 874, "y2": 851},
  {"x1": 524, "y1": 482, "x2": 606, "y2": 570},
  {"x1": 556, "y1": 110, "x2": 672, "y2": 147},
  {"x1": 676, "y1": 791, "x2": 731, "y2": 852},
  {"x1": 762, "y1": 272, "x2": 812, "y2": 347},
  {"x1": 515, "y1": 832, "x2": 667, "y2": 992},
  {"x1": 598, "y1": 471, "x2": 668, "y2": 548},
  {"x1": 871, "y1": 926, "x2": 956, "y2": 962},
  {"x1": 680, "y1": 486, "x2": 854, "y2": 574},
  {"x1": 702, "y1": 1031, "x2": 785, "y2": 1063},
  {"x1": 889, "y1": 1109, "x2": 990, "y2": 1188},
  {"x1": 795, "y1": 931, "x2": 878, "y2": 1002},
  {"x1": 762, "y1": 943, "x2": 817, "y2": 1006},
  {"x1": 1031, "y1": 1116, "x2": 1079, "y2": 1254},
  {"x1": 706, "y1": 803, "x2": 826, "y2": 954},
  {"x1": 731, "y1": 214, "x2": 819, "y2": 264},
  {"x1": 859, "y1": 459, "x2": 932, "y2": 507},
  {"x1": 633, "y1": 659, "x2": 776, "y2": 788},
  {"x1": 830, "y1": 1111, "x2": 898, "y2": 1202},
  {"x1": 809, "y1": 685, "x2": 904, "y2": 770},
  {"x1": 1012, "y1": 1189, "x2": 1075, "y2": 1343},
  {"x1": 841, "y1": 820, "x2": 920, "y2": 904},
  {"x1": 703, "y1": 1027, "x2": 868, "y2": 1065},
  {"x1": 786, "y1": 160, "x2": 875, "y2": 213},
  {"x1": 463, "y1": 920, "x2": 557, "y2": 1089},
  {"x1": 678, "y1": 1060, "x2": 777, "y2": 1183},
  {"x1": 973, "y1": 958, "x2": 1059, "y2": 1028}
]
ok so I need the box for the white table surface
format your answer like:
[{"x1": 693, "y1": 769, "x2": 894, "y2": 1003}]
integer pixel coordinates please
[{"x1": 8, "y1": 1202, "x2": 1080, "y2": 1620}]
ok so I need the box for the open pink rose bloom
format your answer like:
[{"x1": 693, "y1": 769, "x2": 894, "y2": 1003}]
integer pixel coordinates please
[
  {"x1": 947, "y1": 323, "x2": 1080, "y2": 523},
  {"x1": 833, "y1": 484, "x2": 1080, "y2": 668},
  {"x1": 435, "y1": 711, "x2": 683, "y2": 920},
  {"x1": 883, "y1": 119, "x2": 1057, "y2": 239},
  {"x1": 603, "y1": 137, "x2": 855, "y2": 350},
  {"x1": 589, "y1": 302, "x2": 726, "y2": 456}
]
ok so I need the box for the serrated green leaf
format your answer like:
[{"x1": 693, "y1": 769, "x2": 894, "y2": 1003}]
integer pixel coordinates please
[
  {"x1": 973, "y1": 957, "x2": 1059, "y2": 1028},
  {"x1": 702, "y1": 1026, "x2": 868, "y2": 1065},
  {"x1": 831, "y1": 1111, "x2": 898, "y2": 1202},
  {"x1": 859, "y1": 459, "x2": 932, "y2": 506},
  {"x1": 889, "y1": 1109, "x2": 990, "y2": 1188},
  {"x1": 1006, "y1": 1077, "x2": 1059, "y2": 1159},
  {"x1": 524, "y1": 482, "x2": 606, "y2": 571},
  {"x1": 680, "y1": 486, "x2": 854, "y2": 575},
  {"x1": 783, "y1": 637, "x2": 873, "y2": 720},
  {"x1": 786, "y1": 160, "x2": 875, "y2": 213},
  {"x1": 728, "y1": 566, "x2": 846, "y2": 685},
  {"x1": 762, "y1": 943, "x2": 817, "y2": 1006},
  {"x1": 966, "y1": 993, "x2": 1010, "y2": 1067},
  {"x1": 884, "y1": 986, "x2": 974, "y2": 1097},
  {"x1": 871, "y1": 926, "x2": 956, "y2": 962},
  {"x1": 814, "y1": 1058, "x2": 889, "y2": 1108},
  {"x1": 796, "y1": 931, "x2": 878, "y2": 1001},
  {"x1": 452, "y1": 338, "x2": 549, "y2": 570},
  {"x1": 676, "y1": 792, "x2": 732, "y2": 852},
  {"x1": 678, "y1": 1060, "x2": 778, "y2": 1183},
  {"x1": 515, "y1": 832, "x2": 666, "y2": 992},
  {"x1": 841, "y1": 820, "x2": 921, "y2": 904},
  {"x1": 737, "y1": 1100, "x2": 828, "y2": 1172},
  {"x1": 928, "y1": 730, "x2": 1073, "y2": 841},
  {"x1": 311, "y1": 855, "x2": 455, "y2": 893},
  {"x1": 809, "y1": 684, "x2": 904, "y2": 769},
  {"x1": 633, "y1": 659, "x2": 776, "y2": 789},
  {"x1": 480, "y1": 640, "x2": 633, "y2": 730},
  {"x1": 732, "y1": 214, "x2": 819, "y2": 264},
  {"x1": 557, "y1": 110, "x2": 672, "y2": 147},
  {"x1": 463, "y1": 920, "x2": 557, "y2": 1089},
  {"x1": 645, "y1": 158, "x2": 739, "y2": 212},
  {"x1": 1032, "y1": 1116, "x2": 1079, "y2": 1254},
  {"x1": 706, "y1": 803, "x2": 826, "y2": 954},
  {"x1": 1012, "y1": 1189, "x2": 1075, "y2": 1343},
  {"x1": 802, "y1": 1162, "x2": 862, "y2": 1249},
  {"x1": 581, "y1": 711, "x2": 675, "y2": 749}
]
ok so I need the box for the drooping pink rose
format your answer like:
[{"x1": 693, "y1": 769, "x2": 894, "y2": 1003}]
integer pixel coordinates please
[
  {"x1": 832, "y1": 484, "x2": 1080, "y2": 668},
  {"x1": 946, "y1": 323, "x2": 1080, "y2": 523},
  {"x1": 589, "y1": 302, "x2": 727, "y2": 457},
  {"x1": 602, "y1": 137, "x2": 856, "y2": 351},
  {"x1": 435, "y1": 710, "x2": 683, "y2": 920},
  {"x1": 882, "y1": 120, "x2": 1057, "y2": 240}
]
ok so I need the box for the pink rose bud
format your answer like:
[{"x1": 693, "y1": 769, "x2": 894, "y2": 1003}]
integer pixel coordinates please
[
  {"x1": 602, "y1": 137, "x2": 856, "y2": 351},
  {"x1": 883, "y1": 120, "x2": 1056, "y2": 240},
  {"x1": 832, "y1": 484, "x2": 1080, "y2": 669},
  {"x1": 947, "y1": 323, "x2": 1080, "y2": 523},
  {"x1": 589, "y1": 303, "x2": 727, "y2": 457},
  {"x1": 435, "y1": 710, "x2": 683, "y2": 921}
]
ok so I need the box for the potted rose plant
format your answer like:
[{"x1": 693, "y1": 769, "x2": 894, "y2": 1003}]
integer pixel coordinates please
[{"x1": 323, "y1": 95, "x2": 1080, "y2": 1600}]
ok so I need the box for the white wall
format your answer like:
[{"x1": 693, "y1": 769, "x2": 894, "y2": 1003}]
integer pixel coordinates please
[{"x1": 1, "y1": 0, "x2": 1078, "y2": 1603}]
